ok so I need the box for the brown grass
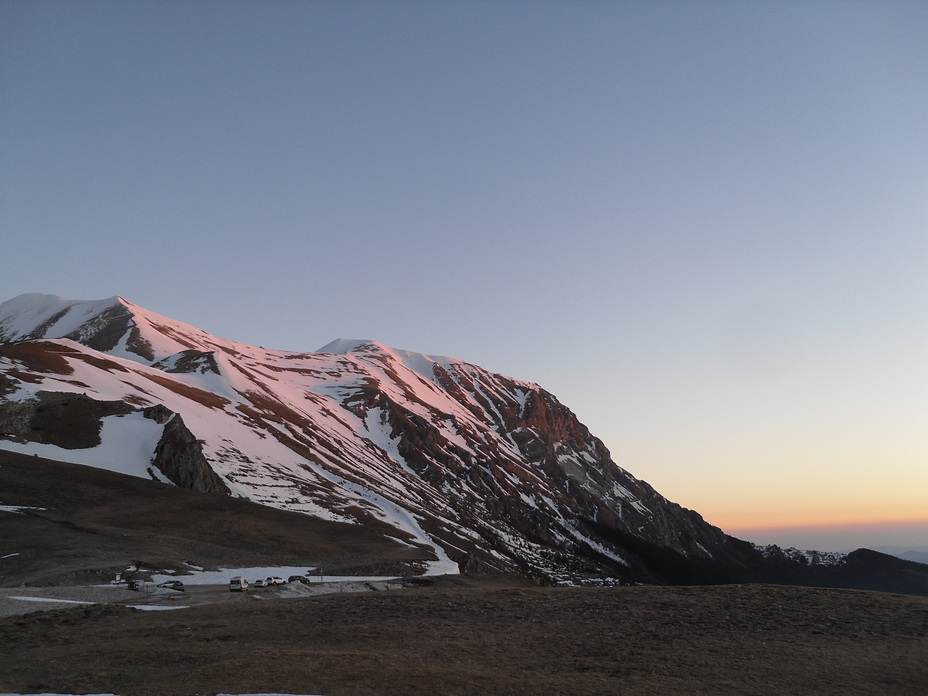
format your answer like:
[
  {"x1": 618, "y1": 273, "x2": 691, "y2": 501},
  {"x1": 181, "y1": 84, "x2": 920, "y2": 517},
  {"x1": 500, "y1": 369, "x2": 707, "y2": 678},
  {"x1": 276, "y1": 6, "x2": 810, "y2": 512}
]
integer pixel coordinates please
[
  {"x1": 0, "y1": 582, "x2": 925, "y2": 696},
  {"x1": 1, "y1": 451, "x2": 926, "y2": 696},
  {"x1": 0, "y1": 341, "x2": 74, "y2": 376},
  {"x1": 0, "y1": 450, "x2": 431, "y2": 586},
  {"x1": 137, "y1": 370, "x2": 231, "y2": 410}
]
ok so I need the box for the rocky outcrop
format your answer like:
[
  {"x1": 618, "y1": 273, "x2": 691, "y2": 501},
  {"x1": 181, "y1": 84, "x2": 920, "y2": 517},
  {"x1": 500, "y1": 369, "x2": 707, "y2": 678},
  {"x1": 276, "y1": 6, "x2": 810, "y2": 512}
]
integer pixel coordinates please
[
  {"x1": 146, "y1": 408, "x2": 230, "y2": 495},
  {"x1": 375, "y1": 366, "x2": 759, "y2": 581},
  {"x1": 152, "y1": 350, "x2": 221, "y2": 375}
]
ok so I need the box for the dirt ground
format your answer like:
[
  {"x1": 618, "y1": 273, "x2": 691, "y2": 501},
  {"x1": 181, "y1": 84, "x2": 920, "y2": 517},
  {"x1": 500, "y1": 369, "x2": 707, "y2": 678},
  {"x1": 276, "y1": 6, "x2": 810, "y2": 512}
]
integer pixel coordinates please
[{"x1": 1, "y1": 580, "x2": 926, "y2": 696}]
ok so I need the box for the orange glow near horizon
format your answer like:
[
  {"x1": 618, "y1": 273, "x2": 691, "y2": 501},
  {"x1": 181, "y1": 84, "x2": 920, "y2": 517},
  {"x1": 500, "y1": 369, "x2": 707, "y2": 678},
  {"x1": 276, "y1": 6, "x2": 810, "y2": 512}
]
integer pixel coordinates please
[
  {"x1": 674, "y1": 481, "x2": 928, "y2": 534},
  {"x1": 723, "y1": 516, "x2": 928, "y2": 537},
  {"x1": 718, "y1": 517, "x2": 928, "y2": 552},
  {"x1": 710, "y1": 509, "x2": 928, "y2": 533},
  {"x1": 614, "y1": 418, "x2": 928, "y2": 545},
  {"x1": 680, "y1": 480, "x2": 925, "y2": 530}
]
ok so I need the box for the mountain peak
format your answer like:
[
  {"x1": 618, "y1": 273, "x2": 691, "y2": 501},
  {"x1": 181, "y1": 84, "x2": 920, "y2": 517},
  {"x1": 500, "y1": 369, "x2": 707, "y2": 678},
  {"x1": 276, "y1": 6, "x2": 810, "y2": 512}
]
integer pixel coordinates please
[
  {"x1": 0, "y1": 293, "x2": 245, "y2": 365},
  {"x1": 316, "y1": 338, "x2": 385, "y2": 355},
  {"x1": 317, "y1": 338, "x2": 470, "y2": 384},
  {"x1": 0, "y1": 293, "x2": 125, "y2": 344}
]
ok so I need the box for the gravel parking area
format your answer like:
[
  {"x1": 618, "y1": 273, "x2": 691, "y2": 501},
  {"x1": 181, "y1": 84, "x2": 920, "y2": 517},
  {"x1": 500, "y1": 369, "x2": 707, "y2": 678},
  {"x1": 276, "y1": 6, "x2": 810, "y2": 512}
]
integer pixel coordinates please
[
  {"x1": 0, "y1": 585, "x2": 143, "y2": 618},
  {"x1": 0, "y1": 578, "x2": 405, "y2": 618},
  {"x1": 0, "y1": 583, "x2": 227, "y2": 617}
]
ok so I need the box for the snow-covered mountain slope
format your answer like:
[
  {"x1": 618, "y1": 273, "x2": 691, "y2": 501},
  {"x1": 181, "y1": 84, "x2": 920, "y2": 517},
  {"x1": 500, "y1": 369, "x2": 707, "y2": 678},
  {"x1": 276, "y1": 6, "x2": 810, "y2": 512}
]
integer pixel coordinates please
[
  {"x1": 0, "y1": 294, "x2": 767, "y2": 583},
  {"x1": 0, "y1": 293, "x2": 258, "y2": 363}
]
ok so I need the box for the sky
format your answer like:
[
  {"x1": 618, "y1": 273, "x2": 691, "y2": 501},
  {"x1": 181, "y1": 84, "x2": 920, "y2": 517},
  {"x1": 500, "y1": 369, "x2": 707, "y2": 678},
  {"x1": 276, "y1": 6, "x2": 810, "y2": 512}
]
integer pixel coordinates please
[{"x1": 2, "y1": 1, "x2": 926, "y2": 552}]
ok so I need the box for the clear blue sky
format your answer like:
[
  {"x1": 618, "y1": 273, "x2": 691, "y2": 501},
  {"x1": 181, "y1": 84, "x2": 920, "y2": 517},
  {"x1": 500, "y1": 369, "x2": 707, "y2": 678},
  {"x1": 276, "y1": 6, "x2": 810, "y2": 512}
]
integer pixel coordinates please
[{"x1": 2, "y1": 1, "x2": 926, "y2": 551}]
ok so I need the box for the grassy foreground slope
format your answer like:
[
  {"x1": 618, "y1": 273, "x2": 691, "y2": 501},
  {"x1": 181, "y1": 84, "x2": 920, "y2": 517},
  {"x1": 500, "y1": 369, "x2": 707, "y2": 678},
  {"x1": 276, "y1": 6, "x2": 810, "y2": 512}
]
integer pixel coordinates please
[
  {"x1": 0, "y1": 449, "x2": 434, "y2": 586},
  {"x1": 1, "y1": 581, "x2": 926, "y2": 696},
  {"x1": 1, "y1": 450, "x2": 927, "y2": 695}
]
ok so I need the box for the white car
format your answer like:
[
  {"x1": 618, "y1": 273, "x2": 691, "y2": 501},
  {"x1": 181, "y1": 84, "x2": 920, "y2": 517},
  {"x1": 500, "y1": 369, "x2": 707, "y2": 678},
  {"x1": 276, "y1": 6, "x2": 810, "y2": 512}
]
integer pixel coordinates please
[
  {"x1": 267, "y1": 576, "x2": 286, "y2": 586},
  {"x1": 253, "y1": 579, "x2": 268, "y2": 588}
]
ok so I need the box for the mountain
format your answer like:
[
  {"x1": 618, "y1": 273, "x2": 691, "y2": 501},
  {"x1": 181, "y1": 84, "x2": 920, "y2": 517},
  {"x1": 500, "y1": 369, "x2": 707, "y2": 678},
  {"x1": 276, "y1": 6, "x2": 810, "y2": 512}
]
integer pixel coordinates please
[
  {"x1": 869, "y1": 547, "x2": 928, "y2": 565},
  {"x1": 2, "y1": 293, "x2": 926, "y2": 593}
]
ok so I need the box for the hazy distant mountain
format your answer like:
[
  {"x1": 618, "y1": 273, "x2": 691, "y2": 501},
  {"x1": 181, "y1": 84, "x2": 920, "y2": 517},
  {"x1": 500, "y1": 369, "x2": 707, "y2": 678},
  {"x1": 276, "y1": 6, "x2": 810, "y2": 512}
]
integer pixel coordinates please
[
  {"x1": 868, "y1": 547, "x2": 928, "y2": 565},
  {"x1": 2, "y1": 293, "x2": 926, "y2": 593},
  {"x1": 900, "y1": 550, "x2": 928, "y2": 564}
]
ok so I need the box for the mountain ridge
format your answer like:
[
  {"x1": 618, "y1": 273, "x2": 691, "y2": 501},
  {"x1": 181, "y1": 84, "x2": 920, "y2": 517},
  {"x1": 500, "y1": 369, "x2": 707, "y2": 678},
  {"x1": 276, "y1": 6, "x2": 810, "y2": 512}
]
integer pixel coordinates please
[{"x1": 2, "y1": 292, "x2": 926, "y2": 593}]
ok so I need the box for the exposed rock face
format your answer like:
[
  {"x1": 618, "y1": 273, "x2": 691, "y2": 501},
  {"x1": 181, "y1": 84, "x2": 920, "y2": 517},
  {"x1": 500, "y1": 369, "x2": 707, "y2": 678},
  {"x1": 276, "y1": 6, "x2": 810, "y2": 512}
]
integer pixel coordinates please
[
  {"x1": 345, "y1": 356, "x2": 757, "y2": 581},
  {"x1": 151, "y1": 350, "x2": 221, "y2": 375},
  {"x1": 62, "y1": 302, "x2": 136, "y2": 355},
  {"x1": 146, "y1": 409, "x2": 230, "y2": 495},
  {"x1": 0, "y1": 296, "x2": 151, "y2": 359}
]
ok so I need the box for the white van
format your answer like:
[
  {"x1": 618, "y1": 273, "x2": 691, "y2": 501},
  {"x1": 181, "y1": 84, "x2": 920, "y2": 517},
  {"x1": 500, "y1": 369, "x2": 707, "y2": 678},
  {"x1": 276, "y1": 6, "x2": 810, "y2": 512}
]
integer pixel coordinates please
[{"x1": 229, "y1": 576, "x2": 248, "y2": 592}]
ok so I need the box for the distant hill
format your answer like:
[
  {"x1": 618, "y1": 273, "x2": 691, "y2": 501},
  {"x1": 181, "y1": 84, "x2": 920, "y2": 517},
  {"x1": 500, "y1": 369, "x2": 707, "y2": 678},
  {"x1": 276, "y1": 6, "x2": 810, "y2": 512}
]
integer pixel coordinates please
[
  {"x1": 900, "y1": 550, "x2": 928, "y2": 564},
  {"x1": 868, "y1": 547, "x2": 928, "y2": 565}
]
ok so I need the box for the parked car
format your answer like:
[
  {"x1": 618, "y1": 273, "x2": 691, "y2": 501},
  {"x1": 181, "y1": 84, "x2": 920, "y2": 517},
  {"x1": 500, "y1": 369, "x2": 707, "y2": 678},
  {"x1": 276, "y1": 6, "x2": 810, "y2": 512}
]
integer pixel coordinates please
[
  {"x1": 267, "y1": 576, "x2": 286, "y2": 586},
  {"x1": 288, "y1": 575, "x2": 311, "y2": 585},
  {"x1": 157, "y1": 580, "x2": 185, "y2": 591},
  {"x1": 252, "y1": 578, "x2": 268, "y2": 588},
  {"x1": 229, "y1": 576, "x2": 248, "y2": 592}
]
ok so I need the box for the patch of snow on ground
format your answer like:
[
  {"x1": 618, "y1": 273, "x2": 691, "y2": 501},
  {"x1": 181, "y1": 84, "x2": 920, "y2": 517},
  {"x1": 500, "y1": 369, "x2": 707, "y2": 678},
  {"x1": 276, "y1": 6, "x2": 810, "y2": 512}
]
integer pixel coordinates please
[
  {"x1": 8, "y1": 596, "x2": 93, "y2": 605},
  {"x1": 362, "y1": 407, "x2": 414, "y2": 474},
  {"x1": 0, "y1": 411, "x2": 164, "y2": 480},
  {"x1": 272, "y1": 579, "x2": 402, "y2": 598},
  {"x1": 0, "y1": 505, "x2": 45, "y2": 514},
  {"x1": 420, "y1": 553, "x2": 461, "y2": 576},
  {"x1": 566, "y1": 530, "x2": 629, "y2": 567}
]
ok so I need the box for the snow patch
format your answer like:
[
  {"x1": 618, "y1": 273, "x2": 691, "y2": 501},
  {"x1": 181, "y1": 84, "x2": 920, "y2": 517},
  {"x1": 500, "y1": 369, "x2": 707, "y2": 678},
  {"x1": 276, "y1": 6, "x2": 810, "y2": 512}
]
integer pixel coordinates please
[
  {"x1": 0, "y1": 505, "x2": 45, "y2": 514},
  {"x1": 9, "y1": 596, "x2": 93, "y2": 605},
  {"x1": 0, "y1": 411, "x2": 165, "y2": 480}
]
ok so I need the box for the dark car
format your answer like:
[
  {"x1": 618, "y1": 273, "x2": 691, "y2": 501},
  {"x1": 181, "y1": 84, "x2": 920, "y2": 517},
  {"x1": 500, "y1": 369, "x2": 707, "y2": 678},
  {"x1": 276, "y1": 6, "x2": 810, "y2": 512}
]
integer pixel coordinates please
[
  {"x1": 288, "y1": 575, "x2": 311, "y2": 585},
  {"x1": 157, "y1": 580, "x2": 185, "y2": 591}
]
